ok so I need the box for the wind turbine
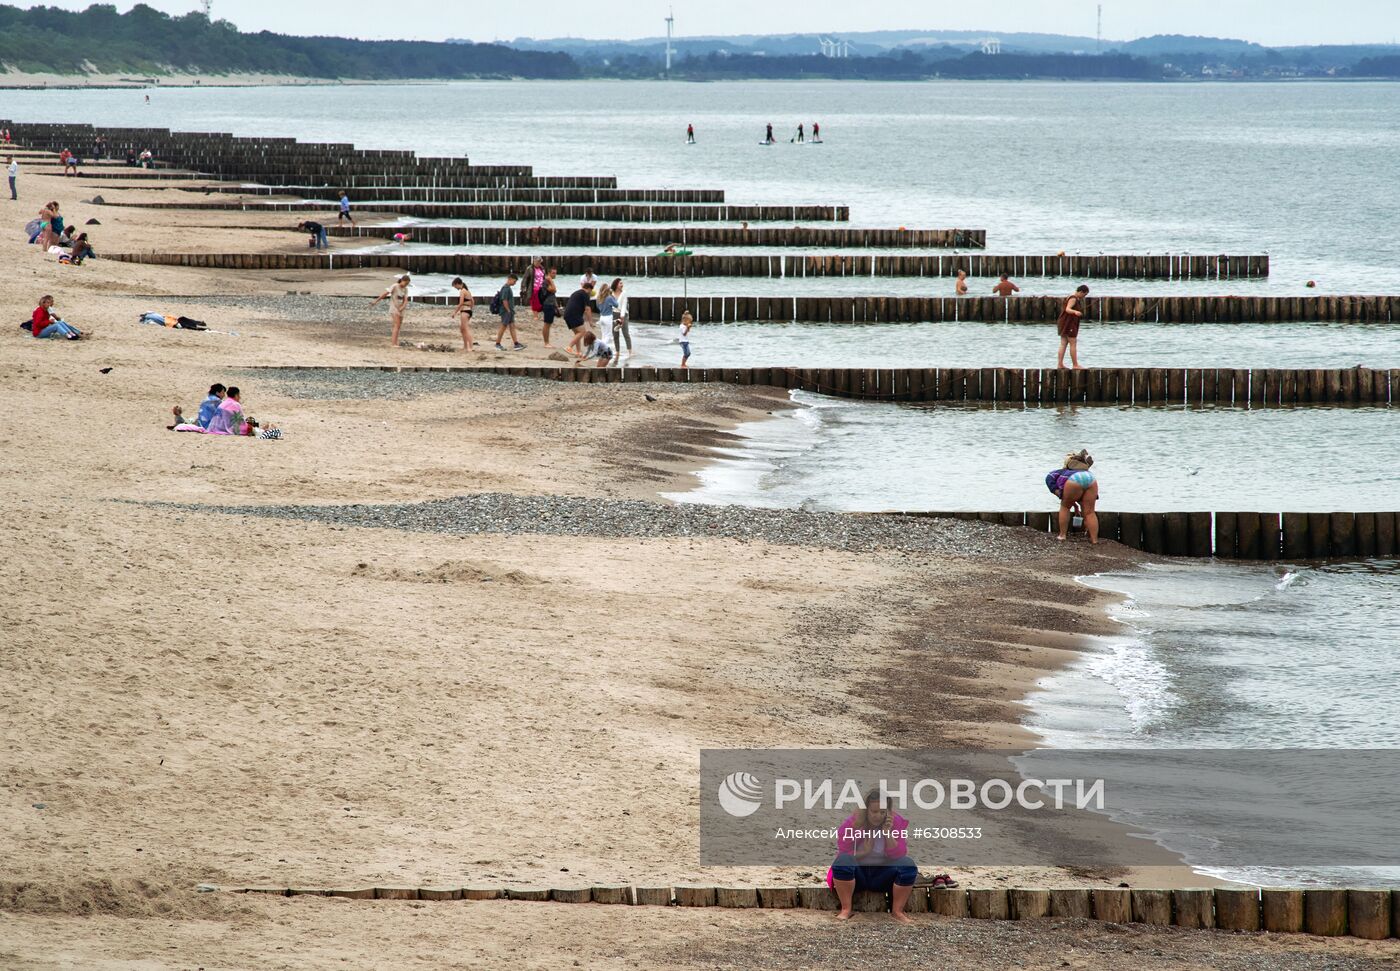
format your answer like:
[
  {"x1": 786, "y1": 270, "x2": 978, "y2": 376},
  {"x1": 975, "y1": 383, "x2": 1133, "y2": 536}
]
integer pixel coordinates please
[{"x1": 665, "y1": 6, "x2": 676, "y2": 73}]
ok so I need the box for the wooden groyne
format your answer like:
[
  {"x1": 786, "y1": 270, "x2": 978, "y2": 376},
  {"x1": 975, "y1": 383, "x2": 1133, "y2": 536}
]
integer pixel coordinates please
[
  {"x1": 622, "y1": 293, "x2": 1400, "y2": 324},
  {"x1": 329, "y1": 224, "x2": 986, "y2": 249},
  {"x1": 111, "y1": 250, "x2": 1266, "y2": 281},
  {"x1": 98, "y1": 200, "x2": 849, "y2": 222},
  {"x1": 227, "y1": 882, "x2": 1400, "y2": 939},
  {"x1": 889, "y1": 510, "x2": 1399, "y2": 560},
  {"x1": 249, "y1": 363, "x2": 1395, "y2": 407},
  {"x1": 180, "y1": 184, "x2": 727, "y2": 205}
]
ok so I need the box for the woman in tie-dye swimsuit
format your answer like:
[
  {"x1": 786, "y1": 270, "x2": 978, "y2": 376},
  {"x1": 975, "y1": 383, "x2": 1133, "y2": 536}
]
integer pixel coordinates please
[{"x1": 1046, "y1": 449, "x2": 1100, "y2": 544}]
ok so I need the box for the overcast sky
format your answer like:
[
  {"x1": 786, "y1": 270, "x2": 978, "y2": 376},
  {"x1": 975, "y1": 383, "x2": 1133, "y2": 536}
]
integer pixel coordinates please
[{"x1": 21, "y1": 0, "x2": 1400, "y2": 46}]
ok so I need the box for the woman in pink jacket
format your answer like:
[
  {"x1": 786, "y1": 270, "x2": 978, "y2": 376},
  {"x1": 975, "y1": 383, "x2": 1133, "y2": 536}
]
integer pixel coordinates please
[{"x1": 830, "y1": 789, "x2": 919, "y2": 922}]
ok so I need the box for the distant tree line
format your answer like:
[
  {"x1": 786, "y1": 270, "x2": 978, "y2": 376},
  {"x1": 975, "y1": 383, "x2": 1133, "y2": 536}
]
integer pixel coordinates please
[
  {"x1": 0, "y1": 3, "x2": 578, "y2": 79},
  {"x1": 2, "y1": 5, "x2": 1395, "y2": 82}
]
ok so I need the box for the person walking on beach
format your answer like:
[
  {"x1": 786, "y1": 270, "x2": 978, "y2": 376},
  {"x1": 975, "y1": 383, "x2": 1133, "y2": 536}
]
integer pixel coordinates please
[
  {"x1": 338, "y1": 191, "x2": 353, "y2": 226},
  {"x1": 370, "y1": 273, "x2": 411, "y2": 346},
  {"x1": 955, "y1": 268, "x2": 969, "y2": 296},
  {"x1": 679, "y1": 310, "x2": 694, "y2": 368},
  {"x1": 523, "y1": 256, "x2": 546, "y2": 326},
  {"x1": 687, "y1": 123, "x2": 695, "y2": 144},
  {"x1": 993, "y1": 273, "x2": 1020, "y2": 297},
  {"x1": 609, "y1": 278, "x2": 633, "y2": 358},
  {"x1": 595, "y1": 280, "x2": 619, "y2": 362},
  {"x1": 1057, "y1": 285, "x2": 1089, "y2": 370},
  {"x1": 1047, "y1": 449, "x2": 1100, "y2": 544},
  {"x1": 7, "y1": 156, "x2": 16, "y2": 201},
  {"x1": 562, "y1": 284, "x2": 593, "y2": 358},
  {"x1": 493, "y1": 273, "x2": 524, "y2": 351},
  {"x1": 540, "y1": 267, "x2": 559, "y2": 347},
  {"x1": 830, "y1": 789, "x2": 919, "y2": 924},
  {"x1": 450, "y1": 277, "x2": 475, "y2": 351}
]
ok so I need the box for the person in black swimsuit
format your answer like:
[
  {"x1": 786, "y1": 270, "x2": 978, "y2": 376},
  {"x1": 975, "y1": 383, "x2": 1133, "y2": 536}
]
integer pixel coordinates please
[{"x1": 562, "y1": 286, "x2": 591, "y2": 358}]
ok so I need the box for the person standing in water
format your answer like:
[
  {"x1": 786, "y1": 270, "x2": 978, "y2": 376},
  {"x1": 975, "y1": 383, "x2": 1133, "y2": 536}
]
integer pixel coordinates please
[
  {"x1": 678, "y1": 310, "x2": 694, "y2": 368},
  {"x1": 955, "y1": 269, "x2": 969, "y2": 296},
  {"x1": 992, "y1": 274, "x2": 1020, "y2": 297},
  {"x1": 1057, "y1": 285, "x2": 1089, "y2": 370},
  {"x1": 450, "y1": 277, "x2": 475, "y2": 351},
  {"x1": 796, "y1": 123, "x2": 805, "y2": 143},
  {"x1": 813, "y1": 121, "x2": 821, "y2": 141},
  {"x1": 370, "y1": 274, "x2": 411, "y2": 346},
  {"x1": 686, "y1": 123, "x2": 695, "y2": 144},
  {"x1": 1047, "y1": 450, "x2": 1100, "y2": 544},
  {"x1": 765, "y1": 123, "x2": 774, "y2": 144}
]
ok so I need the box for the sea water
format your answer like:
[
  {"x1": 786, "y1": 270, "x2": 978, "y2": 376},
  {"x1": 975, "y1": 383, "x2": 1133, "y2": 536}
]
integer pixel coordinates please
[{"x1": 668, "y1": 391, "x2": 1400, "y2": 513}]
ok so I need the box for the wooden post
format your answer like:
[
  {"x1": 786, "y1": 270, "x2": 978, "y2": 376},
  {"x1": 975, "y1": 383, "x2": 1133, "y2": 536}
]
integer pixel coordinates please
[
  {"x1": 1173, "y1": 889, "x2": 1215, "y2": 929},
  {"x1": 716, "y1": 888, "x2": 759, "y2": 908},
  {"x1": 905, "y1": 886, "x2": 932, "y2": 914},
  {"x1": 1049, "y1": 889, "x2": 1092, "y2": 919},
  {"x1": 1304, "y1": 889, "x2": 1348, "y2": 936},
  {"x1": 1265, "y1": 889, "x2": 1304, "y2": 934},
  {"x1": 1281, "y1": 512, "x2": 1310, "y2": 560},
  {"x1": 1164, "y1": 512, "x2": 1190, "y2": 556},
  {"x1": 853, "y1": 891, "x2": 888, "y2": 913},
  {"x1": 1119, "y1": 512, "x2": 1144, "y2": 550},
  {"x1": 462, "y1": 887, "x2": 504, "y2": 900},
  {"x1": 550, "y1": 888, "x2": 591, "y2": 903},
  {"x1": 1142, "y1": 513, "x2": 1166, "y2": 555},
  {"x1": 1132, "y1": 889, "x2": 1172, "y2": 925},
  {"x1": 1308, "y1": 512, "x2": 1332, "y2": 559},
  {"x1": 968, "y1": 889, "x2": 1010, "y2": 920},
  {"x1": 1215, "y1": 888, "x2": 1261, "y2": 931},
  {"x1": 418, "y1": 887, "x2": 463, "y2": 901},
  {"x1": 675, "y1": 886, "x2": 717, "y2": 907},
  {"x1": 799, "y1": 886, "x2": 839, "y2": 910},
  {"x1": 1346, "y1": 890, "x2": 1391, "y2": 940},
  {"x1": 1377, "y1": 511, "x2": 1397, "y2": 557},
  {"x1": 506, "y1": 888, "x2": 551, "y2": 901},
  {"x1": 1187, "y1": 511, "x2": 1213, "y2": 557},
  {"x1": 1235, "y1": 511, "x2": 1261, "y2": 559},
  {"x1": 591, "y1": 886, "x2": 631, "y2": 905},
  {"x1": 931, "y1": 888, "x2": 970, "y2": 917},
  {"x1": 1259, "y1": 512, "x2": 1283, "y2": 560},
  {"x1": 634, "y1": 886, "x2": 673, "y2": 906},
  {"x1": 1092, "y1": 888, "x2": 1132, "y2": 923},
  {"x1": 757, "y1": 887, "x2": 800, "y2": 909},
  {"x1": 1330, "y1": 512, "x2": 1356, "y2": 557},
  {"x1": 1008, "y1": 889, "x2": 1050, "y2": 919}
]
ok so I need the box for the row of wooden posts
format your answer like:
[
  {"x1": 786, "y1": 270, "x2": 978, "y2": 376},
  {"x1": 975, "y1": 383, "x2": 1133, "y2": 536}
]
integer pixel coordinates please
[
  {"x1": 230, "y1": 883, "x2": 1400, "y2": 939},
  {"x1": 105, "y1": 250, "x2": 1269, "y2": 282},
  {"x1": 4, "y1": 121, "x2": 536, "y2": 179},
  {"x1": 620, "y1": 293, "x2": 1400, "y2": 324},
  {"x1": 183, "y1": 183, "x2": 729, "y2": 204},
  {"x1": 896, "y1": 510, "x2": 1400, "y2": 560},
  {"x1": 249, "y1": 361, "x2": 1396, "y2": 408},
  {"x1": 99, "y1": 199, "x2": 850, "y2": 221},
  {"x1": 14, "y1": 152, "x2": 619, "y2": 189},
  {"x1": 331, "y1": 224, "x2": 987, "y2": 249}
]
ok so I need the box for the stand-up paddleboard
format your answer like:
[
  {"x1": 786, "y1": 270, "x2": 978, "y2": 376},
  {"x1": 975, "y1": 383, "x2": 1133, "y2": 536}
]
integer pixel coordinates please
[
  {"x1": 758, "y1": 140, "x2": 775, "y2": 146},
  {"x1": 811, "y1": 139, "x2": 824, "y2": 144}
]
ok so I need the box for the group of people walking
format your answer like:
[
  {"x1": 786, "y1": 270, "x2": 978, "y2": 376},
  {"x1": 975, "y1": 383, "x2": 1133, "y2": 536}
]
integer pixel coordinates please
[{"x1": 373, "y1": 261, "x2": 653, "y2": 367}]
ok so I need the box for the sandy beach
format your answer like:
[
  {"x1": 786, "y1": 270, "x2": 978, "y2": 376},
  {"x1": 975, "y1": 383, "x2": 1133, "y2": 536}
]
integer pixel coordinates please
[{"x1": 4, "y1": 157, "x2": 1398, "y2": 969}]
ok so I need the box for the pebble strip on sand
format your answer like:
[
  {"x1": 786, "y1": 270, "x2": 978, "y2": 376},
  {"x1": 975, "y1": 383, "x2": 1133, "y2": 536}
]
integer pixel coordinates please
[
  {"x1": 242, "y1": 368, "x2": 562, "y2": 400},
  {"x1": 156, "y1": 493, "x2": 1039, "y2": 558}
]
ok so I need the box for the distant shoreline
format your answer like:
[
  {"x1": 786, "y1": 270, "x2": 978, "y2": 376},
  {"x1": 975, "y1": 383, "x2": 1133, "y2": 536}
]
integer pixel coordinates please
[{"x1": 2, "y1": 72, "x2": 1396, "y2": 90}]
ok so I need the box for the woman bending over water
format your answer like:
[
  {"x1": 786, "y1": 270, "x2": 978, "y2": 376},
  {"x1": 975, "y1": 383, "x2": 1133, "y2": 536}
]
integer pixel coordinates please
[{"x1": 1047, "y1": 448, "x2": 1099, "y2": 544}]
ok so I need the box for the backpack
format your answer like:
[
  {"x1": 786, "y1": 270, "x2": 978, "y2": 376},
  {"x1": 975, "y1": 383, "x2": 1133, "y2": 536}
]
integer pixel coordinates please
[{"x1": 489, "y1": 291, "x2": 503, "y2": 316}]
